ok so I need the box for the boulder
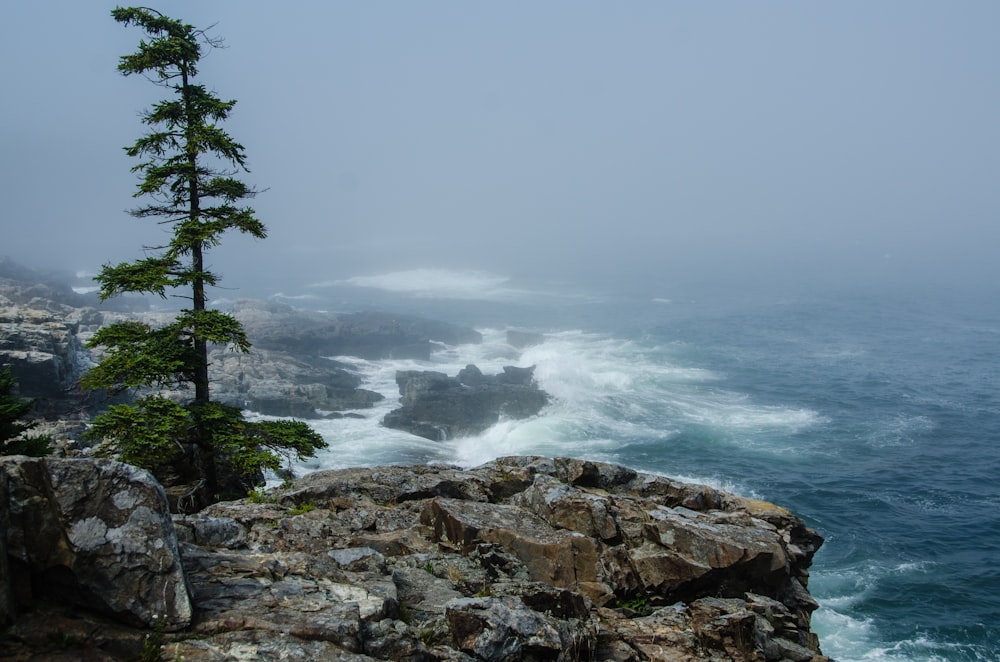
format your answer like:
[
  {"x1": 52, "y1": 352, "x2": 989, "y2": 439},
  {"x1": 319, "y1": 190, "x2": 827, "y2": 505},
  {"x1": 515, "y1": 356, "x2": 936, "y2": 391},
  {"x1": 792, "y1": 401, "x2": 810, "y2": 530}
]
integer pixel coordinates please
[
  {"x1": 382, "y1": 365, "x2": 549, "y2": 440},
  {"x1": 1, "y1": 457, "x2": 192, "y2": 630},
  {"x1": 446, "y1": 596, "x2": 574, "y2": 660}
]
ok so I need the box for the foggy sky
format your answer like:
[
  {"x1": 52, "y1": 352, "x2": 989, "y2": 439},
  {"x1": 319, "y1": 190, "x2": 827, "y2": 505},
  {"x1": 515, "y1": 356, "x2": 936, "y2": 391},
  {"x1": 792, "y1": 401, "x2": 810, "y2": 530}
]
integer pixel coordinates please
[{"x1": 3, "y1": 2, "x2": 999, "y2": 300}]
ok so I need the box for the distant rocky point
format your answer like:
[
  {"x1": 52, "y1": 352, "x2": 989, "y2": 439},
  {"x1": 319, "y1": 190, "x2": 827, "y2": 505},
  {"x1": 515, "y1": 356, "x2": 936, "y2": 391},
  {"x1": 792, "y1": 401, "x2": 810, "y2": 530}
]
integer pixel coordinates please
[
  {"x1": 0, "y1": 261, "x2": 487, "y2": 428},
  {"x1": 231, "y1": 298, "x2": 483, "y2": 361}
]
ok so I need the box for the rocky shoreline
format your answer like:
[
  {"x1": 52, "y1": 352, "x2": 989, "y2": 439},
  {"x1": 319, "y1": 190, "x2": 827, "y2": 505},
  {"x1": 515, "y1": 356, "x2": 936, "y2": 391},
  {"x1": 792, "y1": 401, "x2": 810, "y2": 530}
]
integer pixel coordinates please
[
  {"x1": 0, "y1": 261, "x2": 510, "y2": 433},
  {"x1": 1, "y1": 260, "x2": 831, "y2": 660},
  {"x1": 2, "y1": 455, "x2": 828, "y2": 661}
]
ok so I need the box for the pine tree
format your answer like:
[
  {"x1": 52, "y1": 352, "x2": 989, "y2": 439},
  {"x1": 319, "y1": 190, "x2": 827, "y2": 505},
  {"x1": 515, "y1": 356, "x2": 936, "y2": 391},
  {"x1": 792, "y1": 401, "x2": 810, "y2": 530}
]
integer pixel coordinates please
[
  {"x1": 82, "y1": 7, "x2": 325, "y2": 505},
  {"x1": 1, "y1": 366, "x2": 53, "y2": 457}
]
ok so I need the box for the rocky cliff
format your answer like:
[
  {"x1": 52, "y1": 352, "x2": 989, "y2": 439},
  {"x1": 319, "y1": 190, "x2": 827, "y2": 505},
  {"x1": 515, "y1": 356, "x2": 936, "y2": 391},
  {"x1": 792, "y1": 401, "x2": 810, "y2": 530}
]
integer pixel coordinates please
[{"x1": 1, "y1": 456, "x2": 829, "y2": 661}]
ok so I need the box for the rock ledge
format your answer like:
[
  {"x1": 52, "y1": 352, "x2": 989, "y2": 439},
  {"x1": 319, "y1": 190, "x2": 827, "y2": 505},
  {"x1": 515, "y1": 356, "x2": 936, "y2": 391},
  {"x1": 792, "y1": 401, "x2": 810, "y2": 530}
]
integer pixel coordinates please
[{"x1": 1, "y1": 455, "x2": 828, "y2": 661}]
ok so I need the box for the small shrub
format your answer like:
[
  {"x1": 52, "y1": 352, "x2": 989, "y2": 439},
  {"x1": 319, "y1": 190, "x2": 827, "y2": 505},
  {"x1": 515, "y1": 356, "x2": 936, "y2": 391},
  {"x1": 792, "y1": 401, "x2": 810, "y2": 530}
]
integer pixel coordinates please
[
  {"x1": 613, "y1": 594, "x2": 650, "y2": 615},
  {"x1": 247, "y1": 487, "x2": 276, "y2": 504},
  {"x1": 139, "y1": 617, "x2": 166, "y2": 662},
  {"x1": 289, "y1": 502, "x2": 315, "y2": 516},
  {"x1": 3, "y1": 434, "x2": 53, "y2": 457}
]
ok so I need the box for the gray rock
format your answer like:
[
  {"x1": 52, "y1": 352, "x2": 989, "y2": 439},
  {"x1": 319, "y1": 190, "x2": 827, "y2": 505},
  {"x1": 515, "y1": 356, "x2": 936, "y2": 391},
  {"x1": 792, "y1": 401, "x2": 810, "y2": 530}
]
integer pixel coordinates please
[
  {"x1": 0, "y1": 301, "x2": 97, "y2": 415},
  {"x1": 208, "y1": 345, "x2": 383, "y2": 418},
  {"x1": 383, "y1": 366, "x2": 549, "y2": 440},
  {"x1": 167, "y1": 630, "x2": 377, "y2": 661},
  {"x1": 445, "y1": 596, "x2": 568, "y2": 661},
  {"x1": 178, "y1": 514, "x2": 248, "y2": 549},
  {"x1": 1, "y1": 457, "x2": 192, "y2": 630},
  {"x1": 329, "y1": 547, "x2": 388, "y2": 573}
]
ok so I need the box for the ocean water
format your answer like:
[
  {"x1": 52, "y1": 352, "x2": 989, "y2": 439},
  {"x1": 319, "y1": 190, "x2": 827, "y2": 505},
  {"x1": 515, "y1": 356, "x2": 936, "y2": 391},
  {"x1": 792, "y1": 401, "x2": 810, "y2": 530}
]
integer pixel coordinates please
[{"x1": 267, "y1": 276, "x2": 1000, "y2": 661}]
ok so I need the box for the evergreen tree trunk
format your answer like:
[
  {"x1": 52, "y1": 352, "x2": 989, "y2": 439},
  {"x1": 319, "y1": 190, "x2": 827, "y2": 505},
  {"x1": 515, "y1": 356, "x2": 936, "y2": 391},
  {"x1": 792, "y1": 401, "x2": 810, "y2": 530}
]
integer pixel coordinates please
[
  {"x1": 181, "y1": 65, "x2": 211, "y2": 407},
  {"x1": 191, "y1": 242, "x2": 210, "y2": 406}
]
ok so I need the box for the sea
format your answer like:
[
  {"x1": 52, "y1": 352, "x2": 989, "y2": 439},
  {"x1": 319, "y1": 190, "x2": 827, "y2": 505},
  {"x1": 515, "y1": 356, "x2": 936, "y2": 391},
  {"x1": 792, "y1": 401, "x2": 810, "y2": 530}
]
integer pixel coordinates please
[{"x1": 252, "y1": 270, "x2": 1000, "y2": 661}]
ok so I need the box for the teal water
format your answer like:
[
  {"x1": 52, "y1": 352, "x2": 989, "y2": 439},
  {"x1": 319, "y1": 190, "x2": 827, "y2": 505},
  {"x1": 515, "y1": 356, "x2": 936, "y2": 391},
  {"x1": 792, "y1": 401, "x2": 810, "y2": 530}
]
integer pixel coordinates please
[
  {"x1": 617, "y1": 289, "x2": 1000, "y2": 661},
  {"x1": 288, "y1": 282, "x2": 1000, "y2": 660}
]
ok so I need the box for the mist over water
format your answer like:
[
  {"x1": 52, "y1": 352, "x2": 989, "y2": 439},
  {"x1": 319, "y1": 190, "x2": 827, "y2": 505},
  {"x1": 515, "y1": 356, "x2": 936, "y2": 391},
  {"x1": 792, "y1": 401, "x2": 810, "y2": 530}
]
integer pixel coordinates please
[
  {"x1": 4, "y1": 3, "x2": 1000, "y2": 659},
  {"x1": 248, "y1": 267, "x2": 1000, "y2": 661}
]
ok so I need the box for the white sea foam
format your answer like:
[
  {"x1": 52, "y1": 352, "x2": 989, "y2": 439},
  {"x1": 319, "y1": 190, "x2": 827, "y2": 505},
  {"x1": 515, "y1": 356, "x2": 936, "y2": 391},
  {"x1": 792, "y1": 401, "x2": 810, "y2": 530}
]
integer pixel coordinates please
[
  {"x1": 811, "y1": 608, "x2": 881, "y2": 661},
  {"x1": 344, "y1": 269, "x2": 511, "y2": 297},
  {"x1": 810, "y1": 559, "x2": 951, "y2": 662},
  {"x1": 306, "y1": 268, "x2": 534, "y2": 301},
  {"x1": 277, "y1": 321, "x2": 826, "y2": 482},
  {"x1": 866, "y1": 413, "x2": 935, "y2": 447},
  {"x1": 305, "y1": 268, "x2": 606, "y2": 304}
]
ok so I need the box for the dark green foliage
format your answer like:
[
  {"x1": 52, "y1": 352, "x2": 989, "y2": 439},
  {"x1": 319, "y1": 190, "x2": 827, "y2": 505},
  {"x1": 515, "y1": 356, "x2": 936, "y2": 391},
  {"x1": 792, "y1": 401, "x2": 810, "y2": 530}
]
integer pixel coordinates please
[
  {"x1": 1, "y1": 366, "x2": 53, "y2": 457},
  {"x1": 185, "y1": 401, "x2": 325, "y2": 479},
  {"x1": 1, "y1": 366, "x2": 33, "y2": 442},
  {"x1": 82, "y1": 8, "x2": 326, "y2": 498},
  {"x1": 81, "y1": 310, "x2": 250, "y2": 394},
  {"x1": 84, "y1": 397, "x2": 325, "y2": 485},
  {"x1": 3, "y1": 436, "x2": 55, "y2": 457},
  {"x1": 85, "y1": 396, "x2": 189, "y2": 470}
]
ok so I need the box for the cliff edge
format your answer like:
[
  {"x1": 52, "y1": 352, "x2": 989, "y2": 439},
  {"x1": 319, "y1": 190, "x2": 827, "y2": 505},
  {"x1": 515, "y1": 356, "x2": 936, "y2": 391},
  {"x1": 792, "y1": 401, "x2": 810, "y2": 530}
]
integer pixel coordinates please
[{"x1": 1, "y1": 455, "x2": 828, "y2": 661}]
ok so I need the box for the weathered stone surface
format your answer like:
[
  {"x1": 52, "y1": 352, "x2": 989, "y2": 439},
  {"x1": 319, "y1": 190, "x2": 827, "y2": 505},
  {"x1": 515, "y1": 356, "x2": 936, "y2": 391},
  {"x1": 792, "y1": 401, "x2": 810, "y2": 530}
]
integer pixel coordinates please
[
  {"x1": 1, "y1": 456, "x2": 829, "y2": 661},
  {"x1": 421, "y1": 497, "x2": 600, "y2": 592},
  {"x1": 445, "y1": 596, "x2": 574, "y2": 661},
  {"x1": 208, "y1": 345, "x2": 383, "y2": 418},
  {"x1": 279, "y1": 462, "x2": 493, "y2": 506},
  {"x1": 510, "y1": 473, "x2": 622, "y2": 542},
  {"x1": 383, "y1": 366, "x2": 549, "y2": 440},
  {"x1": 1, "y1": 457, "x2": 191, "y2": 630},
  {"x1": 166, "y1": 630, "x2": 375, "y2": 662},
  {"x1": 0, "y1": 301, "x2": 100, "y2": 417}
]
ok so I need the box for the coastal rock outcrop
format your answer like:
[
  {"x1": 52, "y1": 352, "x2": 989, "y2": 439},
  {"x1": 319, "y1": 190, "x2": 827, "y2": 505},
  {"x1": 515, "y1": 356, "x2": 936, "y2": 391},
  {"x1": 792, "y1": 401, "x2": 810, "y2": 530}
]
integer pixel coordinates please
[
  {"x1": 0, "y1": 455, "x2": 828, "y2": 660},
  {"x1": 382, "y1": 365, "x2": 550, "y2": 440},
  {"x1": 0, "y1": 291, "x2": 103, "y2": 418},
  {"x1": 231, "y1": 299, "x2": 483, "y2": 361},
  {"x1": 208, "y1": 346, "x2": 384, "y2": 418}
]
